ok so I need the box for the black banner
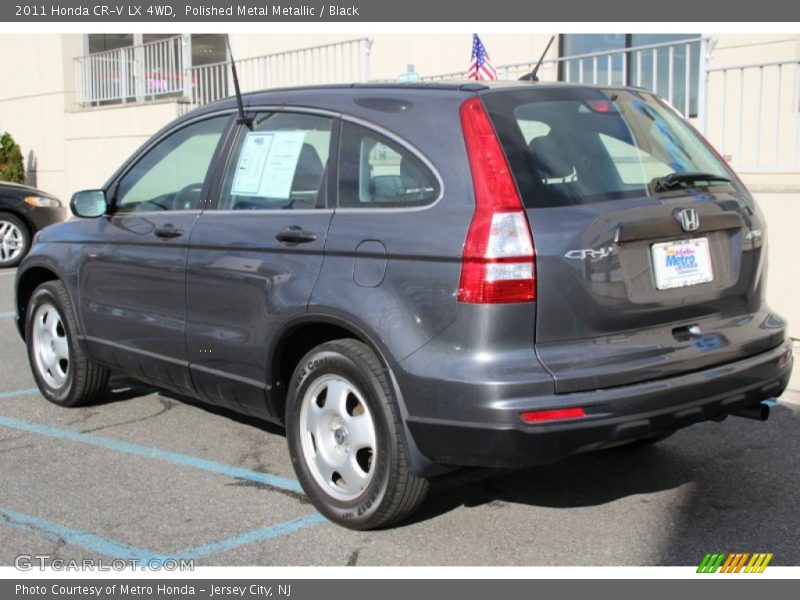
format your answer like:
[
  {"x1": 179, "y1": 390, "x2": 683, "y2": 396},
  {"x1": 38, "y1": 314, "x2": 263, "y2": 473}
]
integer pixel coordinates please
[
  {"x1": 3, "y1": 580, "x2": 799, "y2": 600},
  {"x1": 1, "y1": 0, "x2": 797, "y2": 22}
]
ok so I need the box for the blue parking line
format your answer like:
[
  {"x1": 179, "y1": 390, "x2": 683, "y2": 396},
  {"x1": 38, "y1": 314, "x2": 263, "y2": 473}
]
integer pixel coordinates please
[
  {"x1": 0, "y1": 415, "x2": 303, "y2": 493},
  {"x1": 0, "y1": 507, "x2": 167, "y2": 563},
  {"x1": 0, "y1": 507, "x2": 325, "y2": 562},
  {"x1": 0, "y1": 312, "x2": 14, "y2": 319},
  {"x1": 0, "y1": 388, "x2": 39, "y2": 399},
  {"x1": 186, "y1": 513, "x2": 327, "y2": 559}
]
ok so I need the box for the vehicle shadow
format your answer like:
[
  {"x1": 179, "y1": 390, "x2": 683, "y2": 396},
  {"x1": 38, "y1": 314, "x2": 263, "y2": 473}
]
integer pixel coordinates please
[
  {"x1": 412, "y1": 442, "x2": 694, "y2": 522},
  {"x1": 92, "y1": 377, "x2": 159, "y2": 404},
  {"x1": 408, "y1": 406, "x2": 800, "y2": 565},
  {"x1": 90, "y1": 377, "x2": 287, "y2": 437},
  {"x1": 147, "y1": 386, "x2": 286, "y2": 438}
]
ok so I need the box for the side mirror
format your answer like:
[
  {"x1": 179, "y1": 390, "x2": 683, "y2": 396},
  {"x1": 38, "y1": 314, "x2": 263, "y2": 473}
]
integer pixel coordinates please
[{"x1": 70, "y1": 190, "x2": 108, "y2": 218}]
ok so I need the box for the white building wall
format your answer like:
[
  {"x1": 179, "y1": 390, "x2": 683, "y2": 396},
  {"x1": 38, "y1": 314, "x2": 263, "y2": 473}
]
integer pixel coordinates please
[{"x1": 0, "y1": 35, "x2": 82, "y2": 199}]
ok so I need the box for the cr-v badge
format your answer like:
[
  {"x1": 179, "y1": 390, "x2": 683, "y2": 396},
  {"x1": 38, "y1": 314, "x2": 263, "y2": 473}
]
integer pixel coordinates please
[{"x1": 564, "y1": 246, "x2": 614, "y2": 260}]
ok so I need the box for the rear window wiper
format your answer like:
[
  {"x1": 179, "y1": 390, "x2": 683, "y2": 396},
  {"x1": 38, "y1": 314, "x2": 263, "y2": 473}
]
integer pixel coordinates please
[{"x1": 652, "y1": 172, "x2": 732, "y2": 193}]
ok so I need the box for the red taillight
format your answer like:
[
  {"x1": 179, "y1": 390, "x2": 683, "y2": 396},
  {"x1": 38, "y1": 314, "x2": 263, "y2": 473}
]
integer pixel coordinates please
[
  {"x1": 520, "y1": 407, "x2": 586, "y2": 423},
  {"x1": 459, "y1": 97, "x2": 536, "y2": 304}
]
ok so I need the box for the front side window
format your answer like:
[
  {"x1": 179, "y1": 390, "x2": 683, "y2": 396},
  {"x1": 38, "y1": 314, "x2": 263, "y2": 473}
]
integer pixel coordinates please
[
  {"x1": 115, "y1": 115, "x2": 229, "y2": 212},
  {"x1": 219, "y1": 112, "x2": 333, "y2": 211},
  {"x1": 338, "y1": 122, "x2": 439, "y2": 209}
]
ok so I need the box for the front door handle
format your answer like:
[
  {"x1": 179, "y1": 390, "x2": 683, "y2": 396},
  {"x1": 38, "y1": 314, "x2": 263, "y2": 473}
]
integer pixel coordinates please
[
  {"x1": 275, "y1": 227, "x2": 317, "y2": 244},
  {"x1": 154, "y1": 224, "x2": 184, "y2": 239}
]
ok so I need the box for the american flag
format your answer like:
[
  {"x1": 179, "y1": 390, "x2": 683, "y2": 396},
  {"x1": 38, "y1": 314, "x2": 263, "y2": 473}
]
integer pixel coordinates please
[{"x1": 468, "y1": 34, "x2": 497, "y2": 81}]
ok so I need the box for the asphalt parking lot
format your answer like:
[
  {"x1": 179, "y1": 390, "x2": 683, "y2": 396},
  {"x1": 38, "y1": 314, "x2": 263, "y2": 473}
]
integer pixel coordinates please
[{"x1": 1, "y1": 267, "x2": 799, "y2": 567}]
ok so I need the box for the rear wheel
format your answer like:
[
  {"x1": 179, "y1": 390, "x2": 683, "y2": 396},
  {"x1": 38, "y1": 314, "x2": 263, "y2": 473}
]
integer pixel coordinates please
[
  {"x1": 286, "y1": 339, "x2": 429, "y2": 529},
  {"x1": 0, "y1": 213, "x2": 31, "y2": 268},
  {"x1": 25, "y1": 281, "x2": 109, "y2": 407}
]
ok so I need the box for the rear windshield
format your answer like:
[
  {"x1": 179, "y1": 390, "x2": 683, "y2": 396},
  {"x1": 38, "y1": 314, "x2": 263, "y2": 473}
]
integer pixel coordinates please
[{"x1": 482, "y1": 88, "x2": 739, "y2": 208}]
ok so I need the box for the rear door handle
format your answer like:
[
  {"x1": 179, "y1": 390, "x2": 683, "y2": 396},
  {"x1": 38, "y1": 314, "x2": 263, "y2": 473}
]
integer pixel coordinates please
[
  {"x1": 154, "y1": 224, "x2": 184, "y2": 239},
  {"x1": 275, "y1": 227, "x2": 317, "y2": 244}
]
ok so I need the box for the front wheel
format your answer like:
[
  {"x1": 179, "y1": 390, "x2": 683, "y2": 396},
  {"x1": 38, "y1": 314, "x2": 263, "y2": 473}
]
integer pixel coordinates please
[
  {"x1": 286, "y1": 339, "x2": 429, "y2": 529},
  {"x1": 25, "y1": 281, "x2": 109, "y2": 407}
]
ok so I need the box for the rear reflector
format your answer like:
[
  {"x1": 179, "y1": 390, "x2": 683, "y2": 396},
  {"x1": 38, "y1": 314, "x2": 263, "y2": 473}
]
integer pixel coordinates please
[
  {"x1": 458, "y1": 97, "x2": 536, "y2": 304},
  {"x1": 520, "y1": 407, "x2": 586, "y2": 423}
]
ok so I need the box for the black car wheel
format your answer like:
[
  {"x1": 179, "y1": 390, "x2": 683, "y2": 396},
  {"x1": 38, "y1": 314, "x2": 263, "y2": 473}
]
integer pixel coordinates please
[
  {"x1": 286, "y1": 339, "x2": 429, "y2": 529},
  {"x1": 0, "y1": 213, "x2": 30, "y2": 268},
  {"x1": 26, "y1": 281, "x2": 109, "y2": 406}
]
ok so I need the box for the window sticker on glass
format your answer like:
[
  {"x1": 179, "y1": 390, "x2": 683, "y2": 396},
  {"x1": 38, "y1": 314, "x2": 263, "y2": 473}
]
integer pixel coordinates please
[
  {"x1": 231, "y1": 132, "x2": 273, "y2": 195},
  {"x1": 231, "y1": 130, "x2": 307, "y2": 199}
]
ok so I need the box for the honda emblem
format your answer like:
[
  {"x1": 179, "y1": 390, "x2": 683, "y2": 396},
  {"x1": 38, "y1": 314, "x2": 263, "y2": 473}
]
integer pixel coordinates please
[{"x1": 677, "y1": 208, "x2": 700, "y2": 232}]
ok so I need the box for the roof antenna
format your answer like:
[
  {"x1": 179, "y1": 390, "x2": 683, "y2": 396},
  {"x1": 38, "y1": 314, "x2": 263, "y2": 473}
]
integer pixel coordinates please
[
  {"x1": 225, "y1": 36, "x2": 252, "y2": 128},
  {"x1": 519, "y1": 36, "x2": 556, "y2": 82}
]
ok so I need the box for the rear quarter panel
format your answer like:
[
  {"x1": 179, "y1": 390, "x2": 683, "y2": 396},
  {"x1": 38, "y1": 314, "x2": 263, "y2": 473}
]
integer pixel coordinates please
[{"x1": 307, "y1": 91, "x2": 476, "y2": 365}]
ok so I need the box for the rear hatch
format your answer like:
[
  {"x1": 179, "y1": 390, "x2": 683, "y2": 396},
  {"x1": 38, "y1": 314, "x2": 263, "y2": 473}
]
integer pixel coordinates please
[{"x1": 482, "y1": 87, "x2": 784, "y2": 393}]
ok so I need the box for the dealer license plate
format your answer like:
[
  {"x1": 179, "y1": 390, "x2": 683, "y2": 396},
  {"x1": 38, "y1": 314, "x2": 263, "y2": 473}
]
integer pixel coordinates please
[{"x1": 651, "y1": 238, "x2": 714, "y2": 290}]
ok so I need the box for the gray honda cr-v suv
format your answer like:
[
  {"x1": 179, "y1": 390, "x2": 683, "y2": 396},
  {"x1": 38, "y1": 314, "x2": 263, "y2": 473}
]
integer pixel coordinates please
[{"x1": 15, "y1": 82, "x2": 793, "y2": 529}]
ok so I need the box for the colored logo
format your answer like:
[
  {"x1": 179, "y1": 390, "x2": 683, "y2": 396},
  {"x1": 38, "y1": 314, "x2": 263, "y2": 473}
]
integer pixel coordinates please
[{"x1": 697, "y1": 552, "x2": 773, "y2": 573}]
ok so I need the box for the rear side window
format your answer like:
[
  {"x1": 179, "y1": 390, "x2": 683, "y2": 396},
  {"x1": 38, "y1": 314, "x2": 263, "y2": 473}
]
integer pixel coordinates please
[
  {"x1": 338, "y1": 122, "x2": 439, "y2": 208},
  {"x1": 219, "y1": 112, "x2": 333, "y2": 211},
  {"x1": 482, "y1": 89, "x2": 737, "y2": 208}
]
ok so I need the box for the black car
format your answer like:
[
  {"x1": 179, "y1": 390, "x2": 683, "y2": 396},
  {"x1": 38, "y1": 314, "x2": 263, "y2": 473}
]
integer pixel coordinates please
[
  {"x1": 14, "y1": 82, "x2": 793, "y2": 529},
  {"x1": 0, "y1": 181, "x2": 65, "y2": 268}
]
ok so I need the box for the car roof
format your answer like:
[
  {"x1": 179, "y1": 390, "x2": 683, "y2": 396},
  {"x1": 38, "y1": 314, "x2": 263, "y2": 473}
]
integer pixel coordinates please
[{"x1": 186, "y1": 80, "x2": 640, "y2": 119}]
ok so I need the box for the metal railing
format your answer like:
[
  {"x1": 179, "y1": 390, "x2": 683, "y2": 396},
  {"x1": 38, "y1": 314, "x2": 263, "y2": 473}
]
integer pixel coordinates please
[
  {"x1": 75, "y1": 36, "x2": 373, "y2": 108},
  {"x1": 189, "y1": 37, "x2": 373, "y2": 106},
  {"x1": 705, "y1": 60, "x2": 800, "y2": 172},
  {"x1": 423, "y1": 38, "x2": 708, "y2": 122},
  {"x1": 75, "y1": 36, "x2": 185, "y2": 105}
]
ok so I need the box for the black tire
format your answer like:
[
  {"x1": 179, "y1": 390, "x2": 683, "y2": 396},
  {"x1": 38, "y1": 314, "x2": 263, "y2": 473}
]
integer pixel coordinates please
[
  {"x1": 25, "y1": 281, "x2": 109, "y2": 407},
  {"x1": 0, "y1": 213, "x2": 31, "y2": 268},
  {"x1": 286, "y1": 339, "x2": 429, "y2": 530}
]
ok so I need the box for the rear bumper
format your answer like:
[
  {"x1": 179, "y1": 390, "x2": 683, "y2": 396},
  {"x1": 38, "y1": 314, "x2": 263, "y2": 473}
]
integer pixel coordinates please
[{"x1": 405, "y1": 340, "x2": 793, "y2": 468}]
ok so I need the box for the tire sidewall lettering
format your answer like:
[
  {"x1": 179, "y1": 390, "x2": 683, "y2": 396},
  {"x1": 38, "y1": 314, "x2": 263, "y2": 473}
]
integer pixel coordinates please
[{"x1": 287, "y1": 343, "x2": 396, "y2": 526}]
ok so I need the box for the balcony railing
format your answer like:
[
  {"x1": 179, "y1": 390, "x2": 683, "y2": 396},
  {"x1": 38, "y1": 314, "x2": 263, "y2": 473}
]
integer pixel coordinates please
[
  {"x1": 188, "y1": 37, "x2": 373, "y2": 106},
  {"x1": 75, "y1": 35, "x2": 184, "y2": 105},
  {"x1": 422, "y1": 38, "x2": 708, "y2": 122},
  {"x1": 75, "y1": 36, "x2": 373, "y2": 108}
]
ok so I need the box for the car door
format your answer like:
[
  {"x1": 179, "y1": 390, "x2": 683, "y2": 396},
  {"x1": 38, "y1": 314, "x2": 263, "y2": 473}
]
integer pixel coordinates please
[
  {"x1": 185, "y1": 110, "x2": 337, "y2": 416},
  {"x1": 79, "y1": 113, "x2": 232, "y2": 394}
]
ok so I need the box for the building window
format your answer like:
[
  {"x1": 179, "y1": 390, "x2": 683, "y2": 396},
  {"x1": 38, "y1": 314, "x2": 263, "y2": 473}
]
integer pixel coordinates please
[
  {"x1": 87, "y1": 34, "x2": 134, "y2": 54},
  {"x1": 559, "y1": 34, "x2": 701, "y2": 117},
  {"x1": 191, "y1": 34, "x2": 228, "y2": 66}
]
